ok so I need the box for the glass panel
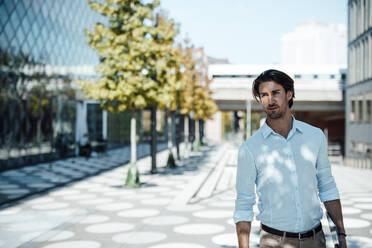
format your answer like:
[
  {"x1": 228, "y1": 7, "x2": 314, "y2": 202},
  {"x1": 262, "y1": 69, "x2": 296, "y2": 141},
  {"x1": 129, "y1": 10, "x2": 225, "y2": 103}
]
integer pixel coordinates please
[
  {"x1": 142, "y1": 110, "x2": 151, "y2": 133},
  {"x1": 359, "y1": 100, "x2": 363, "y2": 122},
  {"x1": 0, "y1": 4, "x2": 9, "y2": 27},
  {"x1": 4, "y1": 0, "x2": 15, "y2": 14},
  {"x1": 87, "y1": 103, "x2": 103, "y2": 142},
  {"x1": 156, "y1": 110, "x2": 165, "y2": 132},
  {"x1": 4, "y1": 21, "x2": 15, "y2": 42},
  {"x1": 107, "y1": 111, "x2": 131, "y2": 144},
  {"x1": 350, "y1": 100, "x2": 356, "y2": 122}
]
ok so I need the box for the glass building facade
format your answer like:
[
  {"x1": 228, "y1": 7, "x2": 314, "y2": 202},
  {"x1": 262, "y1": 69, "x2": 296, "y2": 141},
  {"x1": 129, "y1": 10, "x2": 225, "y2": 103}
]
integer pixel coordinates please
[
  {"x1": 0, "y1": 0, "x2": 168, "y2": 170},
  {"x1": 346, "y1": 0, "x2": 372, "y2": 168}
]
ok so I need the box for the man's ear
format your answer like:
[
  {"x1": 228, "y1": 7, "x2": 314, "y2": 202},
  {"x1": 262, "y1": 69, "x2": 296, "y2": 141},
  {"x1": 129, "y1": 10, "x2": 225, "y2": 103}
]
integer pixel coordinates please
[{"x1": 286, "y1": 90, "x2": 293, "y2": 101}]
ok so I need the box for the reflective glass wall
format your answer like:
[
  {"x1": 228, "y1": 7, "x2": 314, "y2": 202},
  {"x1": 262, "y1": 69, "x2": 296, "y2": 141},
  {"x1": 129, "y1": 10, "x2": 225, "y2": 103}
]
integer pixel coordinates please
[
  {"x1": 0, "y1": 0, "x2": 169, "y2": 171},
  {"x1": 0, "y1": 0, "x2": 105, "y2": 170}
]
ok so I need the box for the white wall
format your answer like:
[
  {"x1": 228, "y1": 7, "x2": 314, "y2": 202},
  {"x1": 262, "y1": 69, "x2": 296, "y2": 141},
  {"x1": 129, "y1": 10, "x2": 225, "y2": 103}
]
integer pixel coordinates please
[
  {"x1": 205, "y1": 111, "x2": 222, "y2": 142},
  {"x1": 282, "y1": 21, "x2": 347, "y2": 65}
]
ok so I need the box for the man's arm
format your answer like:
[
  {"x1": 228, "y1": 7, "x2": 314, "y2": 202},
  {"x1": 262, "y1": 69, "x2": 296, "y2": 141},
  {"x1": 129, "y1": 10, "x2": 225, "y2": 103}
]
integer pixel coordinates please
[
  {"x1": 234, "y1": 143, "x2": 256, "y2": 248},
  {"x1": 236, "y1": 221, "x2": 251, "y2": 248},
  {"x1": 324, "y1": 199, "x2": 347, "y2": 248},
  {"x1": 316, "y1": 131, "x2": 346, "y2": 247}
]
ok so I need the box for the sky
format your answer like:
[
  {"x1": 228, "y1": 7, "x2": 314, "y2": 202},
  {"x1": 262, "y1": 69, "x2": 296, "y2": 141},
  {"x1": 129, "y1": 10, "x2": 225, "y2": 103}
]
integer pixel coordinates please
[{"x1": 159, "y1": 0, "x2": 347, "y2": 64}]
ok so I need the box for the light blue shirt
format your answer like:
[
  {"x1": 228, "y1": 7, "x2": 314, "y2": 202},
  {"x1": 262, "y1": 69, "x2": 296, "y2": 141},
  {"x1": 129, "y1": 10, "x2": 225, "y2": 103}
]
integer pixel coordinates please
[{"x1": 234, "y1": 117, "x2": 340, "y2": 232}]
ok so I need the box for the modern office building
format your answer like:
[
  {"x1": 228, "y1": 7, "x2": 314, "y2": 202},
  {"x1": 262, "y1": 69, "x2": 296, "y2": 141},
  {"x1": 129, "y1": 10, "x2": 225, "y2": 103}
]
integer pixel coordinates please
[
  {"x1": 346, "y1": 0, "x2": 372, "y2": 168},
  {"x1": 0, "y1": 0, "x2": 167, "y2": 170},
  {"x1": 282, "y1": 21, "x2": 347, "y2": 65}
]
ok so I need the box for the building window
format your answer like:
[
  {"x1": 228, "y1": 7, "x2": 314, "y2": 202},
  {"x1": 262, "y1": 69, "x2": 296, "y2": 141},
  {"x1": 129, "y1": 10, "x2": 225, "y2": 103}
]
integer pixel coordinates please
[
  {"x1": 351, "y1": 100, "x2": 356, "y2": 122},
  {"x1": 362, "y1": 40, "x2": 365, "y2": 80},
  {"x1": 370, "y1": 0, "x2": 372, "y2": 28},
  {"x1": 330, "y1": 74, "x2": 335, "y2": 79},
  {"x1": 358, "y1": 100, "x2": 363, "y2": 122},
  {"x1": 355, "y1": 142, "x2": 364, "y2": 154},
  {"x1": 350, "y1": 140, "x2": 356, "y2": 153},
  {"x1": 367, "y1": 99, "x2": 372, "y2": 122},
  {"x1": 367, "y1": 143, "x2": 372, "y2": 158},
  {"x1": 364, "y1": 0, "x2": 368, "y2": 31},
  {"x1": 370, "y1": 35, "x2": 372, "y2": 79},
  {"x1": 294, "y1": 74, "x2": 301, "y2": 79},
  {"x1": 313, "y1": 74, "x2": 318, "y2": 79}
]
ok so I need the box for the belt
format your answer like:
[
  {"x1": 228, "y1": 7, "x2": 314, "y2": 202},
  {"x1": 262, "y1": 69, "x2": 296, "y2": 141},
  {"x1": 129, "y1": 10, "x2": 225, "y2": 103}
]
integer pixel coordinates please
[{"x1": 261, "y1": 223, "x2": 322, "y2": 239}]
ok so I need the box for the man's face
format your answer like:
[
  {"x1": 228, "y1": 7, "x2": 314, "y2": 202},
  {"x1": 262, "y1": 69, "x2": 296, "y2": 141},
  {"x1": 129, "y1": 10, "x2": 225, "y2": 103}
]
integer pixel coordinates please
[{"x1": 258, "y1": 81, "x2": 292, "y2": 119}]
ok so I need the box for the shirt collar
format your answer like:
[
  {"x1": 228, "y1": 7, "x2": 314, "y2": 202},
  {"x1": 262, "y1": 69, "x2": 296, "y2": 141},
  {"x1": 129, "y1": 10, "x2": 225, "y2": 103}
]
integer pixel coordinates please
[
  {"x1": 261, "y1": 115, "x2": 303, "y2": 139},
  {"x1": 261, "y1": 121, "x2": 273, "y2": 139}
]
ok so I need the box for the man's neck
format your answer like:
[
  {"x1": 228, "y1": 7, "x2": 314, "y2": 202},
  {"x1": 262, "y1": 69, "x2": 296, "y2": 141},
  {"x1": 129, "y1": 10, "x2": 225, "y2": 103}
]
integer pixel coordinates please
[{"x1": 266, "y1": 111, "x2": 293, "y2": 139}]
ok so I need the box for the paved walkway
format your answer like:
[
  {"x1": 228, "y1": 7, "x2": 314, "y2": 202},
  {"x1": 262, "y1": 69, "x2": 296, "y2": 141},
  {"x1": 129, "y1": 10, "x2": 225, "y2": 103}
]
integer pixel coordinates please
[
  {"x1": 0, "y1": 143, "x2": 372, "y2": 247},
  {"x1": 0, "y1": 142, "x2": 167, "y2": 207}
]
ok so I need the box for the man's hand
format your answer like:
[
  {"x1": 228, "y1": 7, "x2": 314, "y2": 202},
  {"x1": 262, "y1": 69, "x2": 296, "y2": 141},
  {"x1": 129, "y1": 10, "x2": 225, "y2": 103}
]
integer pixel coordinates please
[
  {"x1": 338, "y1": 234, "x2": 347, "y2": 248},
  {"x1": 236, "y1": 221, "x2": 251, "y2": 248},
  {"x1": 324, "y1": 199, "x2": 347, "y2": 248}
]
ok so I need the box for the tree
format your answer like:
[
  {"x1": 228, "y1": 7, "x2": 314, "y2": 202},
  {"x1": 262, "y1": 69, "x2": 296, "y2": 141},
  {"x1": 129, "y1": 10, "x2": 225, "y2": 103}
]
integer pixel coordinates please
[
  {"x1": 146, "y1": 12, "x2": 180, "y2": 172},
  {"x1": 192, "y1": 82, "x2": 218, "y2": 149},
  {"x1": 176, "y1": 43, "x2": 217, "y2": 154},
  {"x1": 79, "y1": 0, "x2": 179, "y2": 186},
  {"x1": 160, "y1": 44, "x2": 183, "y2": 168}
]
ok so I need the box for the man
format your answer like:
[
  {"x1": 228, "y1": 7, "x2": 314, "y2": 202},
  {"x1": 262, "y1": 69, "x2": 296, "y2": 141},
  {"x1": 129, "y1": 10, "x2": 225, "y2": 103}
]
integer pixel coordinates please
[{"x1": 234, "y1": 69, "x2": 347, "y2": 248}]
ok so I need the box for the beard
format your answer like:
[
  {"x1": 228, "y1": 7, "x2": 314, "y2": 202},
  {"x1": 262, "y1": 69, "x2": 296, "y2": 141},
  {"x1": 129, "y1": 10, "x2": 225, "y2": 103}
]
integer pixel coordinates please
[{"x1": 265, "y1": 105, "x2": 285, "y2": 119}]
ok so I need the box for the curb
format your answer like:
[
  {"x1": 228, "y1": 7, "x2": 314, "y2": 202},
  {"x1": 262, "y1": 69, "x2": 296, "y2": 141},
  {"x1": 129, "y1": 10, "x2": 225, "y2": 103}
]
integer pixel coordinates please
[{"x1": 169, "y1": 144, "x2": 228, "y2": 205}]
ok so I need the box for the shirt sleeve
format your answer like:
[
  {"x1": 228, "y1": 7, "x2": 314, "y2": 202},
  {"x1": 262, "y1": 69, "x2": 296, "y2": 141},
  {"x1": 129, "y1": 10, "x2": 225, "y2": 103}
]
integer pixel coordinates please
[
  {"x1": 316, "y1": 130, "x2": 340, "y2": 202},
  {"x1": 234, "y1": 142, "x2": 257, "y2": 223}
]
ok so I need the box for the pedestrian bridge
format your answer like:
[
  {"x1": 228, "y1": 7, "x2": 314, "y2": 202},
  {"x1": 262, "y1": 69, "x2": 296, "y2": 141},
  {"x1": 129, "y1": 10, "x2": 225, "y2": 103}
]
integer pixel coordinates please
[
  {"x1": 209, "y1": 64, "x2": 345, "y2": 112},
  {"x1": 206, "y1": 64, "x2": 346, "y2": 146}
]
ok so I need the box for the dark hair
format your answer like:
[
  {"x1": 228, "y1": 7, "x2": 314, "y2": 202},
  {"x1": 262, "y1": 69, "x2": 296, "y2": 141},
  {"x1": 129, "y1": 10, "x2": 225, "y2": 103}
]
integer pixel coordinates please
[{"x1": 252, "y1": 69, "x2": 295, "y2": 108}]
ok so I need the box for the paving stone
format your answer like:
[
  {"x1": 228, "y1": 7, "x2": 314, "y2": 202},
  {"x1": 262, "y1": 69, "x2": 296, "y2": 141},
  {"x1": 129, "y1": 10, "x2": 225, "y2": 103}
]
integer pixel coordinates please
[{"x1": 0, "y1": 144, "x2": 370, "y2": 248}]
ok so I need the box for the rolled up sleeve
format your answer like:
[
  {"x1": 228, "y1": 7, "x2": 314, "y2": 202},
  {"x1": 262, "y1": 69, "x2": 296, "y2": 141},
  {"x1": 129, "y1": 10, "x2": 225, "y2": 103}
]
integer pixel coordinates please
[
  {"x1": 234, "y1": 142, "x2": 257, "y2": 223},
  {"x1": 316, "y1": 131, "x2": 340, "y2": 202}
]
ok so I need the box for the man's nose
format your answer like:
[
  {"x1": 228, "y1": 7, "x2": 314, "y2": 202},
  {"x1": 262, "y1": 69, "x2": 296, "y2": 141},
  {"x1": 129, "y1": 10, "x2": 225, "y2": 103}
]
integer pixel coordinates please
[{"x1": 268, "y1": 95, "x2": 274, "y2": 104}]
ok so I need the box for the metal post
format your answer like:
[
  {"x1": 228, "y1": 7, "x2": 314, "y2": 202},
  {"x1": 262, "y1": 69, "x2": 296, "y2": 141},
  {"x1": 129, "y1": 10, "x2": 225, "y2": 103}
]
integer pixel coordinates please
[
  {"x1": 151, "y1": 105, "x2": 157, "y2": 173},
  {"x1": 246, "y1": 93, "x2": 251, "y2": 139},
  {"x1": 102, "y1": 109, "x2": 107, "y2": 140}
]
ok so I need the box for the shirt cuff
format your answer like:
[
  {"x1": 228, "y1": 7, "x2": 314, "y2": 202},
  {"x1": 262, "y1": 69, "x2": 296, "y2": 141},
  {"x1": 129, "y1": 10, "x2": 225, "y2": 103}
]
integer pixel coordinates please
[
  {"x1": 319, "y1": 187, "x2": 340, "y2": 202},
  {"x1": 234, "y1": 210, "x2": 254, "y2": 224}
]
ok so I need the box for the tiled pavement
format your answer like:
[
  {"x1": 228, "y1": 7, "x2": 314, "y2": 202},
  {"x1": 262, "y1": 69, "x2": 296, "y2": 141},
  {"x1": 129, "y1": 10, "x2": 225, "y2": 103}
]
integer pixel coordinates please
[
  {"x1": 0, "y1": 143, "x2": 167, "y2": 207},
  {"x1": 0, "y1": 143, "x2": 372, "y2": 247}
]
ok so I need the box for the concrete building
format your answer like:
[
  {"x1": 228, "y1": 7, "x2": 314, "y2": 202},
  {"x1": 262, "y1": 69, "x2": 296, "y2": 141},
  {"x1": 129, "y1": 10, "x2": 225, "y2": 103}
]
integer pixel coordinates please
[
  {"x1": 282, "y1": 21, "x2": 347, "y2": 65},
  {"x1": 346, "y1": 0, "x2": 372, "y2": 168}
]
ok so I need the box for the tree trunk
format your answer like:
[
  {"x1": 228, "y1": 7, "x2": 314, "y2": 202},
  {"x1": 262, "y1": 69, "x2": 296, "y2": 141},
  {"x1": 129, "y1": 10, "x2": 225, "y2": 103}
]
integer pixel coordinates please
[
  {"x1": 171, "y1": 111, "x2": 176, "y2": 150},
  {"x1": 175, "y1": 108, "x2": 181, "y2": 160},
  {"x1": 167, "y1": 112, "x2": 172, "y2": 150},
  {"x1": 150, "y1": 105, "x2": 157, "y2": 173},
  {"x1": 194, "y1": 118, "x2": 200, "y2": 151},
  {"x1": 200, "y1": 119, "x2": 204, "y2": 145},
  {"x1": 166, "y1": 111, "x2": 176, "y2": 168},
  {"x1": 184, "y1": 115, "x2": 189, "y2": 158},
  {"x1": 37, "y1": 118, "x2": 42, "y2": 149},
  {"x1": 125, "y1": 111, "x2": 140, "y2": 187},
  {"x1": 130, "y1": 113, "x2": 136, "y2": 164},
  {"x1": 195, "y1": 119, "x2": 199, "y2": 143}
]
